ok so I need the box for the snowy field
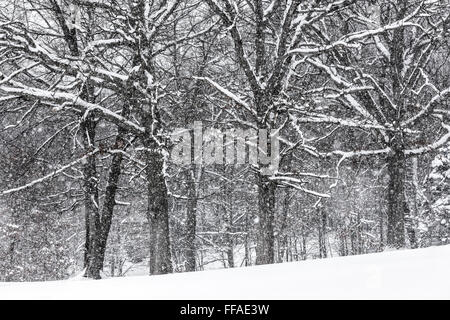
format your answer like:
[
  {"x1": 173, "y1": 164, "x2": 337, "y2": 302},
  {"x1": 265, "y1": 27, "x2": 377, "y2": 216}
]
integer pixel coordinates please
[{"x1": 0, "y1": 245, "x2": 449, "y2": 300}]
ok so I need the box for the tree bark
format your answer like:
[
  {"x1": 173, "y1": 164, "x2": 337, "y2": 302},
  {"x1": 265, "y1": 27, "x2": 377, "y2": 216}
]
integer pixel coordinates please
[
  {"x1": 255, "y1": 174, "x2": 276, "y2": 265},
  {"x1": 125, "y1": 0, "x2": 173, "y2": 276},
  {"x1": 224, "y1": 185, "x2": 235, "y2": 268},
  {"x1": 405, "y1": 157, "x2": 420, "y2": 248},
  {"x1": 318, "y1": 206, "x2": 328, "y2": 258},
  {"x1": 85, "y1": 119, "x2": 128, "y2": 278},
  {"x1": 81, "y1": 116, "x2": 101, "y2": 279},
  {"x1": 49, "y1": 1, "x2": 104, "y2": 279},
  {"x1": 146, "y1": 149, "x2": 173, "y2": 275},
  {"x1": 255, "y1": 92, "x2": 277, "y2": 266},
  {"x1": 185, "y1": 167, "x2": 198, "y2": 272},
  {"x1": 386, "y1": 150, "x2": 407, "y2": 248},
  {"x1": 385, "y1": 1, "x2": 407, "y2": 249}
]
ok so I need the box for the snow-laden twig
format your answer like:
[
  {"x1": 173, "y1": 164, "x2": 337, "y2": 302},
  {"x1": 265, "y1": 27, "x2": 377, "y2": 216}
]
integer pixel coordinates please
[
  {"x1": 1, "y1": 149, "x2": 100, "y2": 196},
  {"x1": 194, "y1": 76, "x2": 250, "y2": 109},
  {"x1": 0, "y1": 85, "x2": 145, "y2": 134},
  {"x1": 405, "y1": 123, "x2": 450, "y2": 156},
  {"x1": 272, "y1": 178, "x2": 331, "y2": 198},
  {"x1": 289, "y1": 6, "x2": 422, "y2": 56},
  {"x1": 403, "y1": 87, "x2": 450, "y2": 126},
  {"x1": 325, "y1": 148, "x2": 392, "y2": 159}
]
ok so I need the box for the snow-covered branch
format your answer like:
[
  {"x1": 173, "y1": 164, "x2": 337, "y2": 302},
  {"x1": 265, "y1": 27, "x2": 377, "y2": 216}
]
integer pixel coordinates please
[{"x1": 1, "y1": 149, "x2": 100, "y2": 196}]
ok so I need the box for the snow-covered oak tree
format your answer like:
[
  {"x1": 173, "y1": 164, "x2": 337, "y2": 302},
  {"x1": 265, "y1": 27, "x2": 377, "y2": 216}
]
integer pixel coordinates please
[{"x1": 198, "y1": 0, "x2": 364, "y2": 265}]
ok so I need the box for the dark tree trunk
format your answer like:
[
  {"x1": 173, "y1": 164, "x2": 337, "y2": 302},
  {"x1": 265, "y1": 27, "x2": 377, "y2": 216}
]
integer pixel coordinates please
[
  {"x1": 386, "y1": 150, "x2": 407, "y2": 248},
  {"x1": 225, "y1": 210, "x2": 235, "y2": 269},
  {"x1": 318, "y1": 206, "x2": 328, "y2": 259},
  {"x1": 255, "y1": 92, "x2": 276, "y2": 266},
  {"x1": 85, "y1": 120, "x2": 128, "y2": 278},
  {"x1": 49, "y1": 0, "x2": 102, "y2": 279},
  {"x1": 226, "y1": 245, "x2": 235, "y2": 268},
  {"x1": 385, "y1": 2, "x2": 407, "y2": 249},
  {"x1": 244, "y1": 210, "x2": 251, "y2": 267},
  {"x1": 51, "y1": 2, "x2": 105, "y2": 279},
  {"x1": 82, "y1": 116, "x2": 101, "y2": 279},
  {"x1": 126, "y1": 1, "x2": 173, "y2": 275},
  {"x1": 300, "y1": 229, "x2": 307, "y2": 260},
  {"x1": 379, "y1": 204, "x2": 385, "y2": 251},
  {"x1": 255, "y1": 174, "x2": 276, "y2": 265},
  {"x1": 278, "y1": 188, "x2": 291, "y2": 263},
  {"x1": 223, "y1": 172, "x2": 235, "y2": 268},
  {"x1": 146, "y1": 147, "x2": 173, "y2": 275},
  {"x1": 185, "y1": 167, "x2": 198, "y2": 272},
  {"x1": 405, "y1": 157, "x2": 420, "y2": 249}
]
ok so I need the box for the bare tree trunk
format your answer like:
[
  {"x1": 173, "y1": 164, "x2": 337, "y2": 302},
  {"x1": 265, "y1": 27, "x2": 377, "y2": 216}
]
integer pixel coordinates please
[
  {"x1": 301, "y1": 230, "x2": 307, "y2": 261},
  {"x1": 256, "y1": 174, "x2": 276, "y2": 265},
  {"x1": 223, "y1": 172, "x2": 235, "y2": 268},
  {"x1": 318, "y1": 206, "x2": 328, "y2": 258},
  {"x1": 226, "y1": 242, "x2": 235, "y2": 268},
  {"x1": 124, "y1": 0, "x2": 174, "y2": 276},
  {"x1": 379, "y1": 204, "x2": 385, "y2": 251},
  {"x1": 146, "y1": 147, "x2": 173, "y2": 275},
  {"x1": 255, "y1": 91, "x2": 276, "y2": 265},
  {"x1": 244, "y1": 210, "x2": 251, "y2": 267},
  {"x1": 386, "y1": 149, "x2": 407, "y2": 248},
  {"x1": 185, "y1": 167, "x2": 198, "y2": 272},
  {"x1": 82, "y1": 115, "x2": 101, "y2": 279},
  {"x1": 49, "y1": 1, "x2": 104, "y2": 279},
  {"x1": 225, "y1": 210, "x2": 235, "y2": 269},
  {"x1": 405, "y1": 157, "x2": 420, "y2": 248},
  {"x1": 385, "y1": 1, "x2": 407, "y2": 250},
  {"x1": 85, "y1": 117, "x2": 128, "y2": 277}
]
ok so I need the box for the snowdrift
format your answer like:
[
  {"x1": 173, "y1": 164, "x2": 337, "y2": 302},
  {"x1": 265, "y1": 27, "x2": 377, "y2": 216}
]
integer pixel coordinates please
[{"x1": 1, "y1": 245, "x2": 449, "y2": 300}]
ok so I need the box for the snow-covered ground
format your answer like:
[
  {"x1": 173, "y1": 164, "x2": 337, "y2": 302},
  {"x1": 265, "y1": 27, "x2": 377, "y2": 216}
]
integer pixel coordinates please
[{"x1": 0, "y1": 245, "x2": 449, "y2": 300}]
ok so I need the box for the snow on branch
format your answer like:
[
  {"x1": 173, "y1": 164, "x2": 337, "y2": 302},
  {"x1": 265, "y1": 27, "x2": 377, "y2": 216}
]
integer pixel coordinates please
[
  {"x1": 403, "y1": 88, "x2": 450, "y2": 126},
  {"x1": 203, "y1": 0, "x2": 261, "y2": 92},
  {"x1": 0, "y1": 23, "x2": 128, "y2": 87},
  {"x1": 72, "y1": 0, "x2": 114, "y2": 10},
  {"x1": 405, "y1": 123, "x2": 450, "y2": 156},
  {"x1": 289, "y1": 7, "x2": 422, "y2": 56},
  {"x1": 325, "y1": 148, "x2": 392, "y2": 159},
  {"x1": 290, "y1": 112, "x2": 386, "y2": 131},
  {"x1": 0, "y1": 85, "x2": 145, "y2": 135},
  {"x1": 270, "y1": 176, "x2": 331, "y2": 198},
  {"x1": 152, "y1": 22, "x2": 219, "y2": 57},
  {"x1": 147, "y1": 0, "x2": 179, "y2": 40},
  {"x1": 1, "y1": 149, "x2": 100, "y2": 196},
  {"x1": 0, "y1": 62, "x2": 40, "y2": 86},
  {"x1": 194, "y1": 76, "x2": 250, "y2": 109}
]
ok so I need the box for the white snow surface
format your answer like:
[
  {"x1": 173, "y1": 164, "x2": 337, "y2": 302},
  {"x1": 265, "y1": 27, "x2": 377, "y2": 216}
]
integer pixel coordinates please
[{"x1": 1, "y1": 245, "x2": 450, "y2": 300}]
